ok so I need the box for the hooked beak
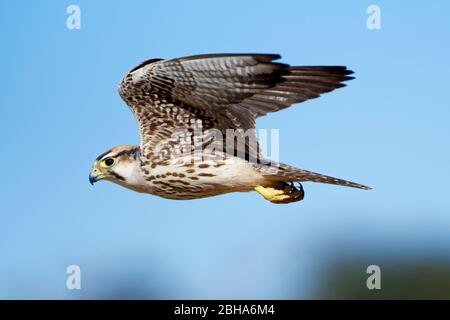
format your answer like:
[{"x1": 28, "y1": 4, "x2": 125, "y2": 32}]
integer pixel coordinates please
[{"x1": 89, "y1": 167, "x2": 104, "y2": 185}]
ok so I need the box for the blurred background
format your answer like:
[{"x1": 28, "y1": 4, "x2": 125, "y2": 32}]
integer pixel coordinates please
[{"x1": 1, "y1": 0, "x2": 449, "y2": 299}]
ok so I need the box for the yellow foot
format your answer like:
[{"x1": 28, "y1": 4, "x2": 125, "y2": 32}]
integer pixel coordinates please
[{"x1": 254, "y1": 182, "x2": 305, "y2": 204}]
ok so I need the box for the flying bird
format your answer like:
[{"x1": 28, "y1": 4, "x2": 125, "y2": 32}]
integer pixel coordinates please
[{"x1": 89, "y1": 53, "x2": 369, "y2": 204}]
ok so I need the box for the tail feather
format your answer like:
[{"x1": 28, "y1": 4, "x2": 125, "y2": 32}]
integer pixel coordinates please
[{"x1": 261, "y1": 163, "x2": 371, "y2": 190}]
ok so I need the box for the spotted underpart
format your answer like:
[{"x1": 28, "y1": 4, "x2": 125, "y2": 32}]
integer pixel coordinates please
[{"x1": 90, "y1": 53, "x2": 369, "y2": 203}]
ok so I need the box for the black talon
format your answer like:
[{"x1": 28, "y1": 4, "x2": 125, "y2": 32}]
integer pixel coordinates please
[
  {"x1": 296, "y1": 182, "x2": 305, "y2": 199},
  {"x1": 288, "y1": 181, "x2": 295, "y2": 194}
]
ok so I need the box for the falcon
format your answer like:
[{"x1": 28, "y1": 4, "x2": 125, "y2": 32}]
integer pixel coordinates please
[{"x1": 89, "y1": 53, "x2": 369, "y2": 204}]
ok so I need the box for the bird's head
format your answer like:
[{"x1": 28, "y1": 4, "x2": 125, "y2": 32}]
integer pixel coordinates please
[{"x1": 89, "y1": 146, "x2": 140, "y2": 186}]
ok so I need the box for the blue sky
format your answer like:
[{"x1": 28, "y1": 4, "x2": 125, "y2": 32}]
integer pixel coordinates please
[{"x1": 0, "y1": 0, "x2": 449, "y2": 299}]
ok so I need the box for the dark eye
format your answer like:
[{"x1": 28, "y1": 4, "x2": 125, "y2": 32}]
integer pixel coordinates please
[{"x1": 104, "y1": 158, "x2": 115, "y2": 167}]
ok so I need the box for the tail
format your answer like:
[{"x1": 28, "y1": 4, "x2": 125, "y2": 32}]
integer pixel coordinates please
[{"x1": 260, "y1": 163, "x2": 371, "y2": 190}]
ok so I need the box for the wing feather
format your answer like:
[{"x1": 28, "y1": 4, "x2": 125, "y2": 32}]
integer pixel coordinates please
[{"x1": 118, "y1": 54, "x2": 354, "y2": 162}]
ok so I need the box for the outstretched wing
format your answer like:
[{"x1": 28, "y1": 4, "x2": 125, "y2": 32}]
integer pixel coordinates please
[{"x1": 118, "y1": 53, "x2": 353, "y2": 162}]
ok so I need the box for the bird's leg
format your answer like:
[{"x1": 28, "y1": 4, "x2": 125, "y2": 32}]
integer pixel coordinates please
[{"x1": 254, "y1": 181, "x2": 305, "y2": 204}]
